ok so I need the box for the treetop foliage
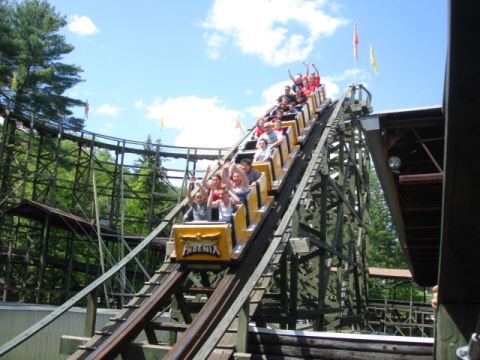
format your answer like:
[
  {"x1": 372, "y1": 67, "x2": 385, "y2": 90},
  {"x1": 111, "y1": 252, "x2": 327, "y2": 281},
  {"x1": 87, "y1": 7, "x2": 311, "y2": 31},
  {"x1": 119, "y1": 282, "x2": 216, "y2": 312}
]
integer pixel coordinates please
[{"x1": 0, "y1": 0, "x2": 85, "y2": 129}]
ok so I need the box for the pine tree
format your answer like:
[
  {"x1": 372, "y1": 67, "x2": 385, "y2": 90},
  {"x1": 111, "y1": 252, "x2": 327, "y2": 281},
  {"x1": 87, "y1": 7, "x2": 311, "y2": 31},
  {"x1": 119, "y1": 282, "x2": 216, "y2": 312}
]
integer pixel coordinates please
[
  {"x1": 0, "y1": 0, "x2": 17, "y2": 87},
  {"x1": 5, "y1": 0, "x2": 84, "y2": 129}
]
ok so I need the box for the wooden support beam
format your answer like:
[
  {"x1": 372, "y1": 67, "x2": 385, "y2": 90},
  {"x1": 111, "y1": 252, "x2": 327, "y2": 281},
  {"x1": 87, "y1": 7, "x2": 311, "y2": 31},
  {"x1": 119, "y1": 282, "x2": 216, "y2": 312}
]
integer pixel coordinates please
[
  {"x1": 233, "y1": 352, "x2": 251, "y2": 359},
  {"x1": 288, "y1": 253, "x2": 298, "y2": 330},
  {"x1": 399, "y1": 173, "x2": 443, "y2": 185},
  {"x1": 84, "y1": 291, "x2": 98, "y2": 337},
  {"x1": 144, "y1": 324, "x2": 159, "y2": 345},
  {"x1": 2, "y1": 217, "x2": 13, "y2": 302},
  {"x1": 236, "y1": 299, "x2": 250, "y2": 354},
  {"x1": 314, "y1": 173, "x2": 328, "y2": 331},
  {"x1": 174, "y1": 291, "x2": 193, "y2": 324},
  {"x1": 279, "y1": 251, "x2": 288, "y2": 325},
  {"x1": 60, "y1": 335, "x2": 171, "y2": 359},
  {"x1": 63, "y1": 233, "x2": 75, "y2": 303},
  {"x1": 248, "y1": 328, "x2": 433, "y2": 359},
  {"x1": 36, "y1": 214, "x2": 50, "y2": 303},
  {"x1": 435, "y1": 304, "x2": 480, "y2": 360},
  {"x1": 149, "y1": 322, "x2": 188, "y2": 332}
]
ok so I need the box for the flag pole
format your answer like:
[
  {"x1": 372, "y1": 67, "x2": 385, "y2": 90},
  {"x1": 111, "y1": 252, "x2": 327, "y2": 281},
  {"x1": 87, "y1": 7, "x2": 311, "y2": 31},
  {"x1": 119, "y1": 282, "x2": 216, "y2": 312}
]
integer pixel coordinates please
[
  {"x1": 353, "y1": 23, "x2": 359, "y2": 85},
  {"x1": 353, "y1": 54, "x2": 357, "y2": 85}
]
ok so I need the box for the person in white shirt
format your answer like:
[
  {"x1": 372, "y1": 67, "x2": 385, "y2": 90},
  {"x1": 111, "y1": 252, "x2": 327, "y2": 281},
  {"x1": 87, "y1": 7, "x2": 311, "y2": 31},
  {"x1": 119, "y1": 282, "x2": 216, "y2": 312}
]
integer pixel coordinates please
[
  {"x1": 253, "y1": 138, "x2": 272, "y2": 163},
  {"x1": 221, "y1": 161, "x2": 250, "y2": 203},
  {"x1": 259, "y1": 121, "x2": 283, "y2": 148},
  {"x1": 207, "y1": 186, "x2": 241, "y2": 222}
]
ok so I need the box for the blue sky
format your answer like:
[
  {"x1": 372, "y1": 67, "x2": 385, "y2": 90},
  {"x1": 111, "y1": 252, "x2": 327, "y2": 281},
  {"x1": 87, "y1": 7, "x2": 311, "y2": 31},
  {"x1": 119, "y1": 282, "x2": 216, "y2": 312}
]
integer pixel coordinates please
[{"x1": 49, "y1": 0, "x2": 448, "y2": 149}]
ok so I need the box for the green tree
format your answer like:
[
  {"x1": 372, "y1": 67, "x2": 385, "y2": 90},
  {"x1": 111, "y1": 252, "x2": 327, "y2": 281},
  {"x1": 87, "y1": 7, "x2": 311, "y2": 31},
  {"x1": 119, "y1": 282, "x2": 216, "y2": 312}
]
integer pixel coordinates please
[
  {"x1": 0, "y1": 0, "x2": 17, "y2": 85},
  {"x1": 3, "y1": 0, "x2": 84, "y2": 129},
  {"x1": 368, "y1": 167, "x2": 407, "y2": 269},
  {"x1": 128, "y1": 135, "x2": 176, "y2": 233},
  {"x1": 367, "y1": 168, "x2": 429, "y2": 302}
]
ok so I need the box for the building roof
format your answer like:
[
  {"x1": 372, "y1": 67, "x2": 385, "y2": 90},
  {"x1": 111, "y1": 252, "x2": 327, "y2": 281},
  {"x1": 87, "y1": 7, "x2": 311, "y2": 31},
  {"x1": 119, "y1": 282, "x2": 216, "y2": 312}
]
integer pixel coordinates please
[
  {"x1": 438, "y1": 0, "x2": 480, "y2": 304},
  {"x1": 362, "y1": 106, "x2": 444, "y2": 286},
  {"x1": 368, "y1": 267, "x2": 412, "y2": 279},
  {"x1": 4, "y1": 199, "x2": 165, "y2": 250},
  {"x1": 5, "y1": 199, "x2": 118, "y2": 236}
]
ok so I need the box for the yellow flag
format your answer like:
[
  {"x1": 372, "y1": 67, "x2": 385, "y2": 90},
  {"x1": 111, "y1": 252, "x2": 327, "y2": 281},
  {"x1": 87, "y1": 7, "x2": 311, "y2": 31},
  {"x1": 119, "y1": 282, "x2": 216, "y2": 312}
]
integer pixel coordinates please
[
  {"x1": 160, "y1": 115, "x2": 165, "y2": 129},
  {"x1": 370, "y1": 45, "x2": 379, "y2": 75}
]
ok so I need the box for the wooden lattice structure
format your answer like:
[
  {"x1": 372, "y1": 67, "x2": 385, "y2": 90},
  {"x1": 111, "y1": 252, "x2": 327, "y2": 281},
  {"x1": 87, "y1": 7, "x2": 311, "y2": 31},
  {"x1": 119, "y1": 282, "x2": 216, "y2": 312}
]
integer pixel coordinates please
[
  {"x1": 250, "y1": 88, "x2": 372, "y2": 331},
  {"x1": 0, "y1": 85, "x2": 439, "y2": 360},
  {"x1": 0, "y1": 96, "x2": 227, "y2": 306}
]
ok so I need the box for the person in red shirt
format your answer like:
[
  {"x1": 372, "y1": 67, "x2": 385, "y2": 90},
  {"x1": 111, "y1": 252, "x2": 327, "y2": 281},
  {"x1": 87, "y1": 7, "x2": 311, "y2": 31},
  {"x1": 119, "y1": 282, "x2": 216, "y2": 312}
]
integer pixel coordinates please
[
  {"x1": 301, "y1": 78, "x2": 315, "y2": 96},
  {"x1": 201, "y1": 164, "x2": 223, "y2": 201},
  {"x1": 254, "y1": 117, "x2": 266, "y2": 138},
  {"x1": 301, "y1": 62, "x2": 321, "y2": 89},
  {"x1": 310, "y1": 63, "x2": 321, "y2": 88}
]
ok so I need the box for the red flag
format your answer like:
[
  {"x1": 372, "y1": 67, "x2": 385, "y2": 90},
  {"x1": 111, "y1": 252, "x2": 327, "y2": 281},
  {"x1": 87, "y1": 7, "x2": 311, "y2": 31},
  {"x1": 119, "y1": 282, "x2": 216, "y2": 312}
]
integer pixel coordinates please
[
  {"x1": 84, "y1": 100, "x2": 90, "y2": 119},
  {"x1": 234, "y1": 117, "x2": 245, "y2": 133},
  {"x1": 353, "y1": 23, "x2": 359, "y2": 61}
]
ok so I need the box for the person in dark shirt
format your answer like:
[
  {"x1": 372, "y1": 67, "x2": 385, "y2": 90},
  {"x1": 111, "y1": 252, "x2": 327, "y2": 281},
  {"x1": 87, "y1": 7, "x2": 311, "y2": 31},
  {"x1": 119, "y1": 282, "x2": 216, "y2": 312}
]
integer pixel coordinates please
[
  {"x1": 270, "y1": 108, "x2": 285, "y2": 123},
  {"x1": 186, "y1": 176, "x2": 211, "y2": 221},
  {"x1": 294, "y1": 90, "x2": 307, "y2": 107},
  {"x1": 277, "y1": 85, "x2": 296, "y2": 104},
  {"x1": 288, "y1": 67, "x2": 304, "y2": 93},
  {"x1": 272, "y1": 97, "x2": 295, "y2": 116},
  {"x1": 240, "y1": 158, "x2": 261, "y2": 185}
]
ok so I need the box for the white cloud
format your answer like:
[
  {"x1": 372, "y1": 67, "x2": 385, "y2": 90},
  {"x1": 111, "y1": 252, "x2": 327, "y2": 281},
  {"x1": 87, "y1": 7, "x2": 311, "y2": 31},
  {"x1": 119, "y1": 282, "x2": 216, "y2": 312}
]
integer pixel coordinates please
[
  {"x1": 96, "y1": 104, "x2": 121, "y2": 117},
  {"x1": 204, "y1": 33, "x2": 225, "y2": 60},
  {"x1": 246, "y1": 80, "x2": 291, "y2": 117},
  {"x1": 245, "y1": 89, "x2": 253, "y2": 96},
  {"x1": 202, "y1": 0, "x2": 347, "y2": 66},
  {"x1": 134, "y1": 100, "x2": 145, "y2": 109},
  {"x1": 145, "y1": 96, "x2": 243, "y2": 148},
  {"x1": 327, "y1": 1, "x2": 344, "y2": 14},
  {"x1": 68, "y1": 15, "x2": 99, "y2": 36},
  {"x1": 321, "y1": 78, "x2": 340, "y2": 99}
]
